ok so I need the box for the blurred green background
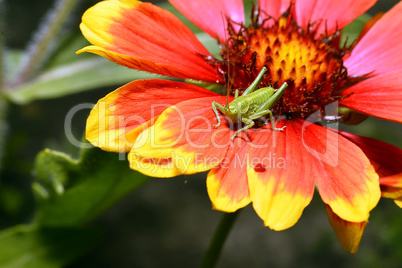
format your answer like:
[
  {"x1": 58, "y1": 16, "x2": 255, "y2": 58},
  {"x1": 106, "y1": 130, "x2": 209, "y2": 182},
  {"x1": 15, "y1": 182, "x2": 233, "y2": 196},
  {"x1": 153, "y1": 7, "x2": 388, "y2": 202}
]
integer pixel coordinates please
[{"x1": 0, "y1": 0, "x2": 401, "y2": 267}]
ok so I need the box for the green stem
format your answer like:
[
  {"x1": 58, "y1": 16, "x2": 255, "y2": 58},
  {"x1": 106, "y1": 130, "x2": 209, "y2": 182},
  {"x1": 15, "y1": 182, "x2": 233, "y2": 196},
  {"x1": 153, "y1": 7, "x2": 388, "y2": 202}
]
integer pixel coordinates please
[
  {"x1": 13, "y1": 0, "x2": 80, "y2": 86},
  {"x1": 0, "y1": 97, "x2": 8, "y2": 170},
  {"x1": 0, "y1": 0, "x2": 7, "y2": 170},
  {"x1": 0, "y1": 1, "x2": 3, "y2": 89},
  {"x1": 199, "y1": 211, "x2": 240, "y2": 268}
]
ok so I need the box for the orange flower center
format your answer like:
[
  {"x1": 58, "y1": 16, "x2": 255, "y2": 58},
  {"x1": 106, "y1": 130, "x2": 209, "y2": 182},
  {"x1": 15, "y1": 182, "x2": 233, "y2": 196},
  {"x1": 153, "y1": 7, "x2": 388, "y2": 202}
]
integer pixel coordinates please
[{"x1": 212, "y1": 13, "x2": 351, "y2": 119}]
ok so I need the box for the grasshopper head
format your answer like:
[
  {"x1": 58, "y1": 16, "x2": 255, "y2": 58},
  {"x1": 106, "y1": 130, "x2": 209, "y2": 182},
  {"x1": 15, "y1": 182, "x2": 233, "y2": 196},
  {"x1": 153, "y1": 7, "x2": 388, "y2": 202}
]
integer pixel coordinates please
[{"x1": 226, "y1": 103, "x2": 242, "y2": 122}]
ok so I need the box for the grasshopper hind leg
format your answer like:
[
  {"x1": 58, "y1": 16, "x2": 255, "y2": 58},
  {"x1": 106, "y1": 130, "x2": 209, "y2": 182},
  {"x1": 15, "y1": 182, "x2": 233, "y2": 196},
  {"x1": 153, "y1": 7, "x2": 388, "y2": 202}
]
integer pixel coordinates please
[
  {"x1": 250, "y1": 109, "x2": 286, "y2": 131},
  {"x1": 266, "y1": 110, "x2": 286, "y2": 131},
  {"x1": 231, "y1": 118, "x2": 255, "y2": 140}
]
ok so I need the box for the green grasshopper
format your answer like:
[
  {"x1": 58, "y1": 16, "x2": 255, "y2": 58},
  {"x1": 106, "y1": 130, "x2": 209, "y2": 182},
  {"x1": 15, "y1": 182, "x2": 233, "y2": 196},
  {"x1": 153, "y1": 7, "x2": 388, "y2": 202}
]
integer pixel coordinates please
[{"x1": 212, "y1": 67, "x2": 288, "y2": 140}]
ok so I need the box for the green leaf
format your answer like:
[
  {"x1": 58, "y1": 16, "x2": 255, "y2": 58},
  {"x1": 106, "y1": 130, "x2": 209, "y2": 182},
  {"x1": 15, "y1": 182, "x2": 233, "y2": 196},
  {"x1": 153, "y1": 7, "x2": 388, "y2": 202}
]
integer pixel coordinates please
[
  {"x1": 197, "y1": 32, "x2": 220, "y2": 59},
  {"x1": 5, "y1": 56, "x2": 160, "y2": 105},
  {"x1": 44, "y1": 33, "x2": 94, "y2": 69},
  {"x1": 4, "y1": 31, "x2": 160, "y2": 104},
  {"x1": 342, "y1": 13, "x2": 372, "y2": 46},
  {"x1": 4, "y1": 50, "x2": 23, "y2": 85},
  {"x1": 34, "y1": 142, "x2": 149, "y2": 227},
  {"x1": 0, "y1": 225, "x2": 102, "y2": 268}
]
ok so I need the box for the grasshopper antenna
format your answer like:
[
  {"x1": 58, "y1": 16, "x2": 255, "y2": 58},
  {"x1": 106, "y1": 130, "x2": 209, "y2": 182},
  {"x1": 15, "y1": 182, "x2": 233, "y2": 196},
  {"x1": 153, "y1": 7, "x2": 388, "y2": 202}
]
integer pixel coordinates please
[
  {"x1": 225, "y1": 55, "x2": 235, "y2": 109},
  {"x1": 221, "y1": 12, "x2": 234, "y2": 109}
]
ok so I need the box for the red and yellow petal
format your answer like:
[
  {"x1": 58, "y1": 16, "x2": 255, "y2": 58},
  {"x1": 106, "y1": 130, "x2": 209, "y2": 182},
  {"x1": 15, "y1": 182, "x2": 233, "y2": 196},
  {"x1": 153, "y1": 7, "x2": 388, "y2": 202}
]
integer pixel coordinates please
[
  {"x1": 247, "y1": 120, "x2": 316, "y2": 230},
  {"x1": 86, "y1": 79, "x2": 215, "y2": 152},
  {"x1": 207, "y1": 138, "x2": 253, "y2": 213},
  {"x1": 128, "y1": 153, "x2": 182, "y2": 178},
  {"x1": 380, "y1": 176, "x2": 402, "y2": 207},
  {"x1": 395, "y1": 198, "x2": 402, "y2": 208},
  {"x1": 302, "y1": 121, "x2": 381, "y2": 223},
  {"x1": 129, "y1": 96, "x2": 231, "y2": 177},
  {"x1": 345, "y1": 1, "x2": 402, "y2": 76},
  {"x1": 168, "y1": 0, "x2": 244, "y2": 42},
  {"x1": 340, "y1": 71, "x2": 402, "y2": 123},
  {"x1": 78, "y1": 0, "x2": 219, "y2": 82},
  {"x1": 295, "y1": 0, "x2": 376, "y2": 36},
  {"x1": 325, "y1": 204, "x2": 367, "y2": 254}
]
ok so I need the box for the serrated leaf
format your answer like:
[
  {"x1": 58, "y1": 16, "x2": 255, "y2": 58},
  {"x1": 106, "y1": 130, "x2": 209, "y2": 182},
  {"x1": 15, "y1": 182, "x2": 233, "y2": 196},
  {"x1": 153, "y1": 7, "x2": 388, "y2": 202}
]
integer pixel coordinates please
[
  {"x1": 0, "y1": 225, "x2": 102, "y2": 268},
  {"x1": 34, "y1": 142, "x2": 149, "y2": 227}
]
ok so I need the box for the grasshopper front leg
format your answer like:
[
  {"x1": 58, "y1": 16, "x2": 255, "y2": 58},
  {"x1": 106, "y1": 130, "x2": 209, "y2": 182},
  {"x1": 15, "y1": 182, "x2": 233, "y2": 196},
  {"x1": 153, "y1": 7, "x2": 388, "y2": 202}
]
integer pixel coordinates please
[{"x1": 212, "y1": 101, "x2": 226, "y2": 128}]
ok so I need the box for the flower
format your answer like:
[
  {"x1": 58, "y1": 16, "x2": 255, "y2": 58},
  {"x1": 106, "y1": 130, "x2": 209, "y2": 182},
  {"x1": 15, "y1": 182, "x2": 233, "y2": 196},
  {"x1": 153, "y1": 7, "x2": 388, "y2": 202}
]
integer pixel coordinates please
[{"x1": 78, "y1": 0, "x2": 402, "y2": 253}]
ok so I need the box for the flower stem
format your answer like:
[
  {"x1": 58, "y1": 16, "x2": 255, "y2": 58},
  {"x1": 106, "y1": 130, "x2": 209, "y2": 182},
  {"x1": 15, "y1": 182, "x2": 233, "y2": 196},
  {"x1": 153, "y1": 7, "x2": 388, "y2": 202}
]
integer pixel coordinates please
[
  {"x1": 12, "y1": 0, "x2": 79, "y2": 86},
  {"x1": 199, "y1": 211, "x2": 240, "y2": 268}
]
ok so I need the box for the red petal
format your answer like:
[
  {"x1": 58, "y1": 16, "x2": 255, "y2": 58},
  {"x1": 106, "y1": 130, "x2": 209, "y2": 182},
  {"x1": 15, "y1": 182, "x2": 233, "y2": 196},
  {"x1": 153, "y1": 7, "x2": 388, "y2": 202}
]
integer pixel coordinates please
[
  {"x1": 78, "y1": 0, "x2": 219, "y2": 82},
  {"x1": 207, "y1": 140, "x2": 253, "y2": 212},
  {"x1": 345, "y1": 1, "x2": 402, "y2": 76},
  {"x1": 246, "y1": 120, "x2": 316, "y2": 230},
  {"x1": 339, "y1": 131, "x2": 402, "y2": 204},
  {"x1": 301, "y1": 120, "x2": 380, "y2": 222},
  {"x1": 340, "y1": 71, "x2": 402, "y2": 123},
  {"x1": 258, "y1": 0, "x2": 292, "y2": 20},
  {"x1": 295, "y1": 0, "x2": 376, "y2": 36},
  {"x1": 86, "y1": 79, "x2": 215, "y2": 152},
  {"x1": 168, "y1": 0, "x2": 245, "y2": 42},
  {"x1": 339, "y1": 131, "x2": 402, "y2": 180},
  {"x1": 325, "y1": 204, "x2": 367, "y2": 254},
  {"x1": 130, "y1": 96, "x2": 232, "y2": 176}
]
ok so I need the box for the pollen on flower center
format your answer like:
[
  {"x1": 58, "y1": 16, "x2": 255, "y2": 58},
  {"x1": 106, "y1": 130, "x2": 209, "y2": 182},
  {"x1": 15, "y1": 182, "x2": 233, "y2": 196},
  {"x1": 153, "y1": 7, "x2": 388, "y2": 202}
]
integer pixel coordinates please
[{"x1": 212, "y1": 12, "x2": 350, "y2": 119}]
